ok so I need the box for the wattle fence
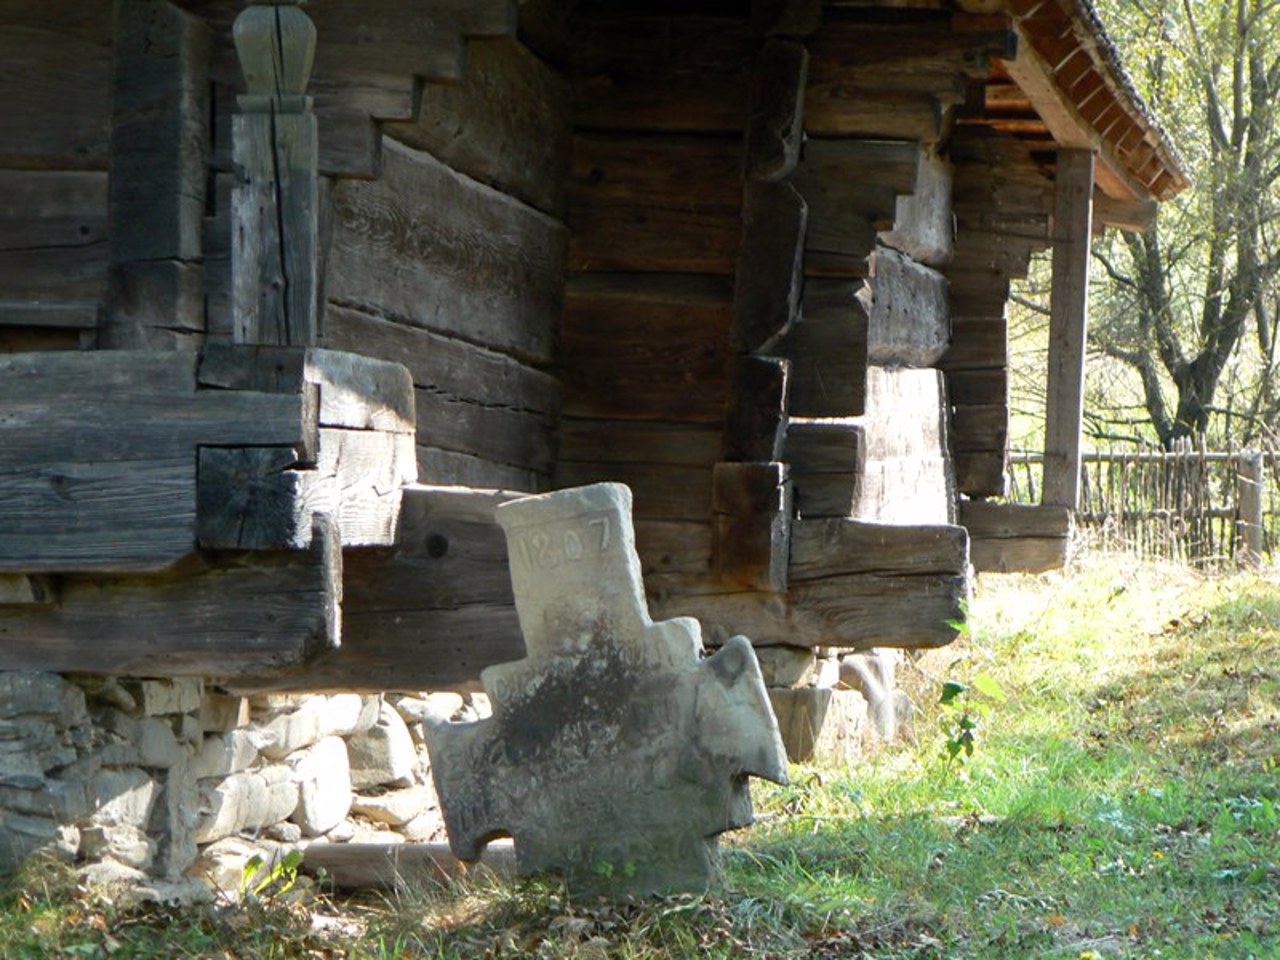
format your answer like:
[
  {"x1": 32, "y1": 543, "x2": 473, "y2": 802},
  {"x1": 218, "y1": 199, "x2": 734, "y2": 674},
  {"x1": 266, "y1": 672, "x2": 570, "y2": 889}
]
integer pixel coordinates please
[{"x1": 1005, "y1": 441, "x2": 1279, "y2": 567}]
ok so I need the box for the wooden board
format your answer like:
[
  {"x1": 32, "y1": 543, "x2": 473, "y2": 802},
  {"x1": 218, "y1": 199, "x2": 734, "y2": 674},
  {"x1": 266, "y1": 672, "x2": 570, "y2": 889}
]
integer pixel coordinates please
[
  {"x1": 881, "y1": 148, "x2": 954, "y2": 266},
  {"x1": 560, "y1": 274, "x2": 732, "y2": 423},
  {"x1": 790, "y1": 518, "x2": 967, "y2": 578},
  {"x1": 568, "y1": 134, "x2": 742, "y2": 274},
  {"x1": 786, "y1": 421, "x2": 865, "y2": 518},
  {"x1": 385, "y1": 38, "x2": 571, "y2": 217},
  {"x1": 733, "y1": 181, "x2": 806, "y2": 353},
  {"x1": 962, "y1": 501, "x2": 1070, "y2": 573},
  {"x1": 0, "y1": 518, "x2": 341, "y2": 677},
  {"x1": 555, "y1": 461, "x2": 712, "y2": 523},
  {"x1": 327, "y1": 137, "x2": 564, "y2": 365},
  {"x1": 712, "y1": 461, "x2": 791, "y2": 591},
  {"x1": 865, "y1": 246, "x2": 950, "y2": 367},
  {"x1": 558, "y1": 419, "x2": 722, "y2": 467},
  {"x1": 0, "y1": 170, "x2": 108, "y2": 316},
  {"x1": 571, "y1": 13, "x2": 753, "y2": 133},
  {"x1": 418, "y1": 446, "x2": 541, "y2": 493},
  {"x1": 776, "y1": 278, "x2": 869, "y2": 418},
  {"x1": 247, "y1": 486, "x2": 525, "y2": 692},
  {"x1": 0, "y1": 19, "x2": 112, "y2": 169}
]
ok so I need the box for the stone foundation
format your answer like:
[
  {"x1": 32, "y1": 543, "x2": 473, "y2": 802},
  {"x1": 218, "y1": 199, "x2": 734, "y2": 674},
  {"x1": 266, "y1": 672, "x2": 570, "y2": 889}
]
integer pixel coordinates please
[{"x1": 0, "y1": 672, "x2": 468, "y2": 899}]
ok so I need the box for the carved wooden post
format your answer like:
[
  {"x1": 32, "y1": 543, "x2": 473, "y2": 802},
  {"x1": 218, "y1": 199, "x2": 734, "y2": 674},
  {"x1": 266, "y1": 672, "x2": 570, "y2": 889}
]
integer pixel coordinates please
[
  {"x1": 231, "y1": 1, "x2": 320, "y2": 346},
  {"x1": 1236, "y1": 450, "x2": 1264, "y2": 568},
  {"x1": 1043, "y1": 149, "x2": 1095, "y2": 509}
]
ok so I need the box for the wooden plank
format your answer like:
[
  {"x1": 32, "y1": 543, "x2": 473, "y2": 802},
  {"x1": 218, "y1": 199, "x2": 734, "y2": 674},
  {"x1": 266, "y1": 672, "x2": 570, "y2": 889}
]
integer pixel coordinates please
[
  {"x1": 568, "y1": 133, "x2": 742, "y2": 274},
  {"x1": 198, "y1": 342, "x2": 416, "y2": 435},
  {"x1": 558, "y1": 420, "x2": 722, "y2": 468},
  {"x1": 0, "y1": 517, "x2": 341, "y2": 676},
  {"x1": 881, "y1": 148, "x2": 954, "y2": 265},
  {"x1": 953, "y1": 449, "x2": 1006, "y2": 497},
  {"x1": 866, "y1": 246, "x2": 950, "y2": 367},
  {"x1": 945, "y1": 368, "x2": 1006, "y2": 406},
  {"x1": 249, "y1": 486, "x2": 525, "y2": 692},
  {"x1": 327, "y1": 138, "x2": 563, "y2": 365},
  {"x1": 712, "y1": 461, "x2": 791, "y2": 591},
  {"x1": 790, "y1": 518, "x2": 968, "y2": 577},
  {"x1": 733, "y1": 181, "x2": 807, "y2": 352},
  {"x1": 744, "y1": 39, "x2": 809, "y2": 182},
  {"x1": 775, "y1": 278, "x2": 868, "y2": 418},
  {"x1": 805, "y1": 90, "x2": 943, "y2": 141},
  {"x1": 104, "y1": 260, "x2": 205, "y2": 351},
  {"x1": 951, "y1": 402, "x2": 1007, "y2": 452},
  {"x1": 969, "y1": 535, "x2": 1067, "y2": 573},
  {"x1": 1092, "y1": 191, "x2": 1156, "y2": 234},
  {"x1": 0, "y1": 20, "x2": 112, "y2": 169},
  {"x1": 561, "y1": 275, "x2": 732, "y2": 423},
  {"x1": 1043, "y1": 148, "x2": 1094, "y2": 509},
  {"x1": 635, "y1": 521, "x2": 715, "y2": 579},
  {"x1": 960, "y1": 501, "x2": 1070, "y2": 538},
  {"x1": 788, "y1": 572, "x2": 965, "y2": 649},
  {"x1": 418, "y1": 447, "x2": 541, "y2": 493},
  {"x1": 787, "y1": 421, "x2": 865, "y2": 518},
  {"x1": 384, "y1": 38, "x2": 571, "y2": 217},
  {"x1": 0, "y1": 171, "x2": 108, "y2": 312},
  {"x1": 942, "y1": 315, "x2": 1007, "y2": 370},
  {"x1": 723, "y1": 357, "x2": 791, "y2": 463},
  {"x1": 555, "y1": 462, "x2": 712, "y2": 523},
  {"x1": 571, "y1": 14, "x2": 753, "y2": 133}
]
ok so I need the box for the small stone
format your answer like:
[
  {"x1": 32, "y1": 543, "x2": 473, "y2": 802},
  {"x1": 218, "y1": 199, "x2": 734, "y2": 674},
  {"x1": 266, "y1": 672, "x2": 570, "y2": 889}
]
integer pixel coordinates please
[
  {"x1": 151, "y1": 758, "x2": 200, "y2": 878},
  {"x1": 139, "y1": 717, "x2": 189, "y2": 768},
  {"x1": 347, "y1": 822, "x2": 405, "y2": 845},
  {"x1": 354, "y1": 695, "x2": 381, "y2": 733},
  {"x1": 289, "y1": 736, "x2": 352, "y2": 837},
  {"x1": 127, "y1": 679, "x2": 202, "y2": 717},
  {"x1": 265, "y1": 821, "x2": 303, "y2": 843},
  {"x1": 394, "y1": 694, "x2": 463, "y2": 726},
  {"x1": 80, "y1": 858, "x2": 149, "y2": 889},
  {"x1": 0, "y1": 718, "x2": 78, "y2": 782},
  {"x1": 347, "y1": 702, "x2": 416, "y2": 790},
  {"x1": 193, "y1": 731, "x2": 262, "y2": 779},
  {"x1": 0, "y1": 779, "x2": 90, "y2": 821},
  {"x1": 350, "y1": 785, "x2": 435, "y2": 827},
  {"x1": 188, "y1": 837, "x2": 289, "y2": 901},
  {"x1": 195, "y1": 766, "x2": 298, "y2": 844},
  {"x1": 768, "y1": 687, "x2": 868, "y2": 765},
  {"x1": 325, "y1": 819, "x2": 356, "y2": 843},
  {"x1": 80, "y1": 824, "x2": 155, "y2": 870},
  {"x1": 259, "y1": 695, "x2": 366, "y2": 760},
  {"x1": 88, "y1": 769, "x2": 158, "y2": 829},
  {"x1": 0, "y1": 673, "x2": 83, "y2": 721},
  {"x1": 200, "y1": 694, "x2": 249, "y2": 733},
  {"x1": 0, "y1": 812, "x2": 78, "y2": 872},
  {"x1": 753, "y1": 646, "x2": 819, "y2": 687},
  {"x1": 839, "y1": 649, "x2": 909, "y2": 742},
  {"x1": 400, "y1": 811, "x2": 445, "y2": 842}
]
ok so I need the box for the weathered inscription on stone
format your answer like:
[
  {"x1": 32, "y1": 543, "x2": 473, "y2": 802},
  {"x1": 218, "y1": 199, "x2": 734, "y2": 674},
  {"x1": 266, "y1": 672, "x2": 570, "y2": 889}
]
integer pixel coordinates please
[{"x1": 426, "y1": 483, "x2": 788, "y2": 896}]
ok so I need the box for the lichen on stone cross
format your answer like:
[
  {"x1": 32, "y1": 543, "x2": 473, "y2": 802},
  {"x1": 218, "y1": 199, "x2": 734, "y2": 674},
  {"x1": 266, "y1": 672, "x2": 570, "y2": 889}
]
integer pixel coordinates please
[{"x1": 425, "y1": 483, "x2": 789, "y2": 897}]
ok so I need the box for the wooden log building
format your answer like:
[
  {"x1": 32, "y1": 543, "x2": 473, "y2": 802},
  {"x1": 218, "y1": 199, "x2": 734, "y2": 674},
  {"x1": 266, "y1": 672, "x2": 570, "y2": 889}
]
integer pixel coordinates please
[{"x1": 0, "y1": 0, "x2": 1187, "y2": 690}]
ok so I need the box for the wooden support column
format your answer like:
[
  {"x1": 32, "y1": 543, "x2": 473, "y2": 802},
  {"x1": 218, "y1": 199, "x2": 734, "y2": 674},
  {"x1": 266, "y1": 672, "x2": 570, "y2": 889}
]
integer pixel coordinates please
[
  {"x1": 1043, "y1": 148, "x2": 1094, "y2": 509},
  {"x1": 103, "y1": 0, "x2": 210, "y2": 350},
  {"x1": 231, "y1": 2, "x2": 321, "y2": 346}
]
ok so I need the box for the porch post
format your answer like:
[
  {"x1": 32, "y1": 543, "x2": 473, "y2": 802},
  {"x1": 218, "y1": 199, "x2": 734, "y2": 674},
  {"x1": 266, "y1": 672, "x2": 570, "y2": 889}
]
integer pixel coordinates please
[{"x1": 1042, "y1": 148, "x2": 1094, "y2": 509}]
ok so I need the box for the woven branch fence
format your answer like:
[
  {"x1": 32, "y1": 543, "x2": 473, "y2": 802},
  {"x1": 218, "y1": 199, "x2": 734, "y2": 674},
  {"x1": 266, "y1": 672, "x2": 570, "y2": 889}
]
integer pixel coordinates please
[{"x1": 1006, "y1": 440, "x2": 1278, "y2": 568}]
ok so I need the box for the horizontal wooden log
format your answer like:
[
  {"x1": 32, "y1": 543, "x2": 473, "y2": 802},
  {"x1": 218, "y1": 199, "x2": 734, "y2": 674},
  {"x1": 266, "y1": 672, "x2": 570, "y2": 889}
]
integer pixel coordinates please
[
  {"x1": 712, "y1": 462, "x2": 791, "y2": 591},
  {"x1": 951, "y1": 402, "x2": 1007, "y2": 452},
  {"x1": 635, "y1": 521, "x2": 715, "y2": 579},
  {"x1": 327, "y1": 137, "x2": 563, "y2": 365},
  {"x1": 0, "y1": 20, "x2": 112, "y2": 169},
  {"x1": 568, "y1": 134, "x2": 742, "y2": 274},
  {"x1": 561, "y1": 274, "x2": 732, "y2": 423},
  {"x1": 805, "y1": 90, "x2": 944, "y2": 141},
  {"x1": 198, "y1": 342, "x2": 416, "y2": 435},
  {"x1": 787, "y1": 421, "x2": 865, "y2": 518},
  {"x1": 555, "y1": 462, "x2": 712, "y2": 522},
  {"x1": 866, "y1": 246, "x2": 950, "y2": 367},
  {"x1": 303, "y1": 840, "x2": 516, "y2": 890},
  {"x1": 963, "y1": 500, "x2": 1072, "y2": 574},
  {"x1": 0, "y1": 171, "x2": 108, "y2": 311},
  {"x1": 880, "y1": 148, "x2": 954, "y2": 266},
  {"x1": 244, "y1": 486, "x2": 525, "y2": 692},
  {"x1": 775, "y1": 278, "x2": 868, "y2": 418},
  {"x1": 571, "y1": 14, "x2": 753, "y2": 133},
  {"x1": 953, "y1": 449, "x2": 1006, "y2": 498},
  {"x1": 418, "y1": 446, "x2": 541, "y2": 494},
  {"x1": 795, "y1": 141, "x2": 919, "y2": 262},
  {"x1": 558, "y1": 420, "x2": 722, "y2": 467},
  {"x1": 790, "y1": 518, "x2": 967, "y2": 578},
  {"x1": 0, "y1": 517, "x2": 341, "y2": 676},
  {"x1": 945, "y1": 368, "x2": 1006, "y2": 407},
  {"x1": 969, "y1": 536, "x2": 1068, "y2": 574},
  {"x1": 384, "y1": 38, "x2": 571, "y2": 217},
  {"x1": 733, "y1": 181, "x2": 807, "y2": 353},
  {"x1": 941, "y1": 316, "x2": 1007, "y2": 370}
]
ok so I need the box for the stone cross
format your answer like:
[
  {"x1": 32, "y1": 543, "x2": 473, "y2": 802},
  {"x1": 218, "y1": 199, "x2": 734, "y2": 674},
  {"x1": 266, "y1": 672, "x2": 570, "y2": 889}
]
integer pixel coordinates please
[{"x1": 426, "y1": 483, "x2": 788, "y2": 896}]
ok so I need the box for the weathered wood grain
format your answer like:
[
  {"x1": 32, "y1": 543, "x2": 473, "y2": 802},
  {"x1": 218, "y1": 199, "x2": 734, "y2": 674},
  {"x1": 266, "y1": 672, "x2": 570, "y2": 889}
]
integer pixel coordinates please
[
  {"x1": 556, "y1": 461, "x2": 713, "y2": 523},
  {"x1": 0, "y1": 19, "x2": 112, "y2": 169},
  {"x1": 744, "y1": 39, "x2": 809, "y2": 182},
  {"x1": 787, "y1": 421, "x2": 865, "y2": 518},
  {"x1": 418, "y1": 447, "x2": 541, "y2": 493},
  {"x1": 733, "y1": 181, "x2": 807, "y2": 353},
  {"x1": 558, "y1": 420, "x2": 722, "y2": 467},
  {"x1": 385, "y1": 38, "x2": 571, "y2": 217},
  {"x1": 723, "y1": 357, "x2": 791, "y2": 463},
  {"x1": 865, "y1": 246, "x2": 950, "y2": 367},
  {"x1": 950, "y1": 403, "x2": 1007, "y2": 452},
  {"x1": 0, "y1": 171, "x2": 108, "y2": 316},
  {"x1": 881, "y1": 148, "x2": 954, "y2": 266},
  {"x1": 561, "y1": 274, "x2": 733, "y2": 423},
  {"x1": 790, "y1": 518, "x2": 968, "y2": 578},
  {"x1": 962, "y1": 501, "x2": 1071, "y2": 573},
  {"x1": 571, "y1": 14, "x2": 753, "y2": 133},
  {"x1": 712, "y1": 461, "x2": 791, "y2": 591},
  {"x1": 952, "y1": 450, "x2": 1006, "y2": 497},
  {"x1": 328, "y1": 138, "x2": 563, "y2": 365},
  {"x1": 776, "y1": 278, "x2": 868, "y2": 417},
  {"x1": 568, "y1": 134, "x2": 742, "y2": 274},
  {"x1": 0, "y1": 517, "x2": 341, "y2": 676}
]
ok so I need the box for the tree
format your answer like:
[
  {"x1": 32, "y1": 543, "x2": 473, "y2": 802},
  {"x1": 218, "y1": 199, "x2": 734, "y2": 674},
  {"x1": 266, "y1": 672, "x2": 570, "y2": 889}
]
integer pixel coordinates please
[{"x1": 1090, "y1": 0, "x2": 1280, "y2": 447}]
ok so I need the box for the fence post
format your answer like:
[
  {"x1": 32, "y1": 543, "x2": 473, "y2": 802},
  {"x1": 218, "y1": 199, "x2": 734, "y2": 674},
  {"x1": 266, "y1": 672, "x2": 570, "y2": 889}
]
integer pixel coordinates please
[{"x1": 1236, "y1": 450, "x2": 1264, "y2": 568}]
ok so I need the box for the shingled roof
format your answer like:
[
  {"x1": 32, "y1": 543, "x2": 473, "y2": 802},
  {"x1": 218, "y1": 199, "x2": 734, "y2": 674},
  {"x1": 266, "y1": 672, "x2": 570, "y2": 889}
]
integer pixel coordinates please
[{"x1": 975, "y1": 0, "x2": 1190, "y2": 202}]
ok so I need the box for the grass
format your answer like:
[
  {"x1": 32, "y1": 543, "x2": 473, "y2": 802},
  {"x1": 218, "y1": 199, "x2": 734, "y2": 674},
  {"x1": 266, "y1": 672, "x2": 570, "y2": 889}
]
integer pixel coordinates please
[{"x1": 3, "y1": 552, "x2": 1278, "y2": 958}]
